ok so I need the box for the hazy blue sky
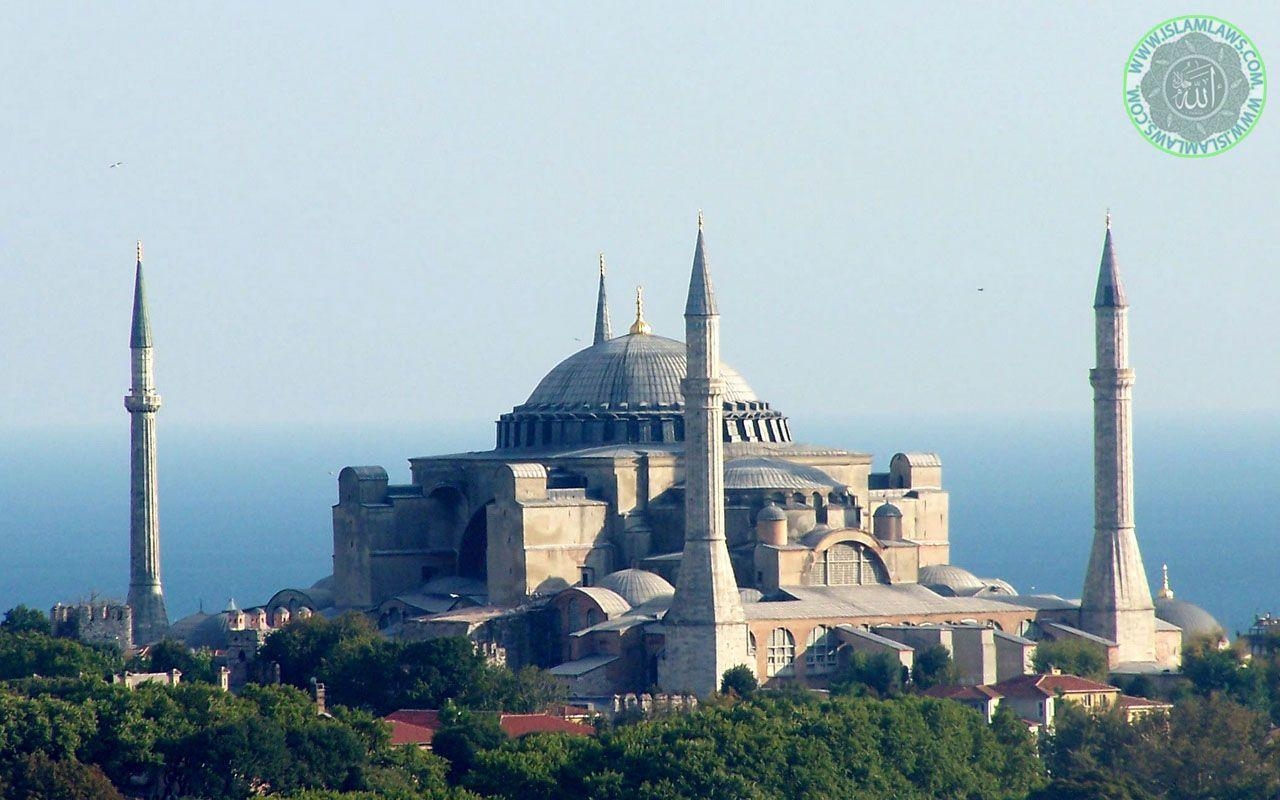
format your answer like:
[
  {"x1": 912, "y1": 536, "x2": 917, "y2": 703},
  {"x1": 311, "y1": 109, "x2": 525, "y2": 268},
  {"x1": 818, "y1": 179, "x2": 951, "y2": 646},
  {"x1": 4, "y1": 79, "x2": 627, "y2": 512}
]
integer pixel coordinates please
[{"x1": 2, "y1": 3, "x2": 1277, "y2": 431}]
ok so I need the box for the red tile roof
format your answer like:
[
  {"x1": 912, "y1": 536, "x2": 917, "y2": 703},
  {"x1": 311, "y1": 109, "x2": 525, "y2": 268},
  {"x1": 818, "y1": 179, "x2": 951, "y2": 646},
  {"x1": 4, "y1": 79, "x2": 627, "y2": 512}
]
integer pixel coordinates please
[
  {"x1": 385, "y1": 709, "x2": 442, "y2": 746},
  {"x1": 992, "y1": 673, "x2": 1118, "y2": 699},
  {"x1": 383, "y1": 708, "x2": 593, "y2": 747},
  {"x1": 499, "y1": 714, "x2": 595, "y2": 738}
]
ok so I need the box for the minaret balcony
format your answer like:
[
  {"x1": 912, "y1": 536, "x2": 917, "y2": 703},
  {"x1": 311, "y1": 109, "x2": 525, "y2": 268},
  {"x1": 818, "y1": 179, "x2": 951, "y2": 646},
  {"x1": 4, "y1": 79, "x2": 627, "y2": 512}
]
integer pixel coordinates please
[{"x1": 125, "y1": 393, "x2": 163, "y2": 413}]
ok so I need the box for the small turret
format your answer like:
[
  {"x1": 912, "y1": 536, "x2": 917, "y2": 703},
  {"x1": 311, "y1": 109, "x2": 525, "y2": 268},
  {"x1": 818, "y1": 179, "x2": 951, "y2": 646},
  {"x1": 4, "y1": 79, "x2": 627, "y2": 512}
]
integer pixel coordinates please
[
  {"x1": 873, "y1": 502, "x2": 903, "y2": 541},
  {"x1": 755, "y1": 503, "x2": 788, "y2": 547}
]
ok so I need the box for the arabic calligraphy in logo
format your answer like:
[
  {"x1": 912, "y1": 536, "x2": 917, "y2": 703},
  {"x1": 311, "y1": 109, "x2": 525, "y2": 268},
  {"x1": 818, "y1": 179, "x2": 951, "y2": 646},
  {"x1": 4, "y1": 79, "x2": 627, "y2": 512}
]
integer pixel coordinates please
[{"x1": 1125, "y1": 17, "x2": 1267, "y2": 157}]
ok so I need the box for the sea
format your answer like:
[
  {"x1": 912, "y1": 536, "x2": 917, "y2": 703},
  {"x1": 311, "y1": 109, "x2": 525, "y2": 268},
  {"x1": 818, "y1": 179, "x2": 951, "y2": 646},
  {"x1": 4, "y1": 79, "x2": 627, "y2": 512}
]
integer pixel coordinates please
[{"x1": 1, "y1": 413, "x2": 1274, "y2": 635}]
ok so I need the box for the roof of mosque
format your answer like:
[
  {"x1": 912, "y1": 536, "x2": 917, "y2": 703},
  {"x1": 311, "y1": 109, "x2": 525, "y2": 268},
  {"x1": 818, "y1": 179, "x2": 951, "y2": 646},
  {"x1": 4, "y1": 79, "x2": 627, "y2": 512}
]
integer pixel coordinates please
[
  {"x1": 519, "y1": 333, "x2": 757, "y2": 412},
  {"x1": 917, "y1": 564, "x2": 986, "y2": 594},
  {"x1": 723, "y1": 457, "x2": 845, "y2": 491},
  {"x1": 597, "y1": 569, "x2": 674, "y2": 607},
  {"x1": 1155, "y1": 597, "x2": 1224, "y2": 639},
  {"x1": 873, "y1": 503, "x2": 902, "y2": 518},
  {"x1": 743, "y1": 584, "x2": 1073, "y2": 621}
]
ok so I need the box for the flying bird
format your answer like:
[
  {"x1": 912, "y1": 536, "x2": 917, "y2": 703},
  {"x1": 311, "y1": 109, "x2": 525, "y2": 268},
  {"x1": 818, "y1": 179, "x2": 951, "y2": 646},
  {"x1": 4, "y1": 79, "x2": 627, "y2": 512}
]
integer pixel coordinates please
[
  {"x1": 977, "y1": 288, "x2": 985, "y2": 292},
  {"x1": 109, "y1": 161, "x2": 124, "y2": 168}
]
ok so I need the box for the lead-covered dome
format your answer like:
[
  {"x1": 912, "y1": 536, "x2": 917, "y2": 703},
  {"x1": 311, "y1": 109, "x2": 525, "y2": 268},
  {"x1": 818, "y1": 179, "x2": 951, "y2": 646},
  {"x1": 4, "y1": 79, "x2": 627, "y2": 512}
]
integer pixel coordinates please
[
  {"x1": 497, "y1": 332, "x2": 790, "y2": 450},
  {"x1": 598, "y1": 569, "x2": 674, "y2": 607},
  {"x1": 525, "y1": 334, "x2": 758, "y2": 410},
  {"x1": 1156, "y1": 597, "x2": 1224, "y2": 641},
  {"x1": 918, "y1": 564, "x2": 986, "y2": 595}
]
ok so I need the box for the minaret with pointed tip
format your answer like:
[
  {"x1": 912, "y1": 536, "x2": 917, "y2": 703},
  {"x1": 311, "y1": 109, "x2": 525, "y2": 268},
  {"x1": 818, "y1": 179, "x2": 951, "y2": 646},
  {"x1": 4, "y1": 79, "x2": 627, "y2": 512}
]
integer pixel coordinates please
[
  {"x1": 1080, "y1": 213, "x2": 1156, "y2": 663},
  {"x1": 660, "y1": 213, "x2": 751, "y2": 695},
  {"x1": 593, "y1": 254, "x2": 612, "y2": 345},
  {"x1": 124, "y1": 241, "x2": 169, "y2": 645}
]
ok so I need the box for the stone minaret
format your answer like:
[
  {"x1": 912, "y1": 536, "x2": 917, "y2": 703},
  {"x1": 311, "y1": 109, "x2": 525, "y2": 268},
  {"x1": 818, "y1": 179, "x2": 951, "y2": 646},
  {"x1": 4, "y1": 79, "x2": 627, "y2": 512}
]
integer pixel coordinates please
[
  {"x1": 124, "y1": 241, "x2": 169, "y2": 644},
  {"x1": 660, "y1": 214, "x2": 751, "y2": 695},
  {"x1": 593, "y1": 253, "x2": 612, "y2": 345},
  {"x1": 1080, "y1": 214, "x2": 1155, "y2": 663}
]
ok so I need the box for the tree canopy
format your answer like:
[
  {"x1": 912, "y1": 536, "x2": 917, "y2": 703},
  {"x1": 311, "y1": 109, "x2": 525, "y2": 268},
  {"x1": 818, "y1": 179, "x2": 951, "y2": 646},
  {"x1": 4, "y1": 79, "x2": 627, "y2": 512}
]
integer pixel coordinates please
[{"x1": 257, "y1": 614, "x2": 563, "y2": 715}]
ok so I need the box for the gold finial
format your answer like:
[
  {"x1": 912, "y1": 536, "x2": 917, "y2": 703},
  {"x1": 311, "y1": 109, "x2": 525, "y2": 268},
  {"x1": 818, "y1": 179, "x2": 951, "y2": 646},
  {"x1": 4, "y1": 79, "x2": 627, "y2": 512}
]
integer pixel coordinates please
[
  {"x1": 629, "y1": 286, "x2": 652, "y2": 335},
  {"x1": 1157, "y1": 563, "x2": 1173, "y2": 599},
  {"x1": 599, "y1": 252, "x2": 606, "y2": 277},
  {"x1": 697, "y1": 209, "x2": 704, "y2": 231},
  {"x1": 136, "y1": 240, "x2": 143, "y2": 263},
  {"x1": 1105, "y1": 209, "x2": 1112, "y2": 230}
]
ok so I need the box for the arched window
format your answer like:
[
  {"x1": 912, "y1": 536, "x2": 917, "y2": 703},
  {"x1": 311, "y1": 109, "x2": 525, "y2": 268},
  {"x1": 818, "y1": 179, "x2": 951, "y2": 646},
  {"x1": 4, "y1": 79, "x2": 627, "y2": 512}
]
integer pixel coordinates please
[
  {"x1": 766, "y1": 628, "x2": 796, "y2": 677},
  {"x1": 805, "y1": 626, "x2": 837, "y2": 674},
  {"x1": 809, "y1": 541, "x2": 889, "y2": 586},
  {"x1": 748, "y1": 631, "x2": 757, "y2": 657},
  {"x1": 798, "y1": 624, "x2": 839, "y2": 675}
]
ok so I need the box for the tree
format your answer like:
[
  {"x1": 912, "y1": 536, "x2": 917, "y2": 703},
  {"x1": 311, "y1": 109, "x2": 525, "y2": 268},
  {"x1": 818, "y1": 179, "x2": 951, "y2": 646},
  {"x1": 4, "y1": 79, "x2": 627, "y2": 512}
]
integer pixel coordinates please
[
  {"x1": 1041, "y1": 693, "x2": 1280, "y2": 800},
  {"x1": 463, "y1": 693, "x2": 1043, "y2": 800},
  {"x1": 258, "y1": 615, "x2": 562, "y2": 715},
  {"x1": 432, "y1": 709, "x2": 507, "y2": 784},
  {"x1": 126, "y1": 639, "x2": 218, "y2": 683},
  {"x1": 910, "y1": 645, "x2": 958, "y2": 689},
  {"x1": 719, "y1": 665, "x2": 757, "y2": 698},
  {"x1": 0, "y1": 631, "x2": 122, "y2": 681},
  {"x1": 1032, "y1": 638, "x2": 1108, "y2": 681},
  {"x1": 1, "y1": 753, "x2": 125, "y2": 800},
  {"x1": 2, "y1": 606, "x2": 51, "y2": 636},
  {"x1": 829, "y1": 651, "x2": 905, "y2": 698}
]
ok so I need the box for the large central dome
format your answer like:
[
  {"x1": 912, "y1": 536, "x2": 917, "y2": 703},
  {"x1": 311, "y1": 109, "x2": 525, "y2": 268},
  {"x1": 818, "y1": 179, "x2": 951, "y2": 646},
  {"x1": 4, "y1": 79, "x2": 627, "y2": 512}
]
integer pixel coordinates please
[
  {"x1": 497, "y1": 332, "x2": 790, "y2": 451},
  {"x1": 523, "y1": 333, "x2": 758, "y2": 411}
]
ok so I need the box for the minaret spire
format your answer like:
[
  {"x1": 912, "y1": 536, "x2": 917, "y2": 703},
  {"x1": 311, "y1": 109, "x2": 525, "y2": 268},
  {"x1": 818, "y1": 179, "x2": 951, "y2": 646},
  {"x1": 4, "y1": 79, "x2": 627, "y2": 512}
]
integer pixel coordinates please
[
  {"x1": 593, "y1": 253, "x2": 612, "y2": 345},
  {"x1": 125, "y1": 241, "x2": 168, "y2": 645},
  {"x1": 1081, "y1": 214, "x2": 1156, "y2": 664},
  {"x1": 660, "y1": 213, "x2": 750, "y2": 696}
]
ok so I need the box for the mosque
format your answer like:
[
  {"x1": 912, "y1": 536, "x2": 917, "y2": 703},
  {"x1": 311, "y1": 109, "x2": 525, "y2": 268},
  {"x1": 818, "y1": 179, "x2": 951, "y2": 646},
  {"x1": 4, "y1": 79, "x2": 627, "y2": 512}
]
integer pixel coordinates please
[{"x1": 159, "y1": 215, "x2": 1223, "y2": 698}]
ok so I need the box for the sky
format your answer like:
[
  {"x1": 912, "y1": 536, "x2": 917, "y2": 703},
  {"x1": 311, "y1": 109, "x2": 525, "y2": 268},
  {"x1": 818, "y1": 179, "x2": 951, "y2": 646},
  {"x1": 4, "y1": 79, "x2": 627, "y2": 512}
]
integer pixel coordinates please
[{"x1": 1, "y1": 3, "x2": 1277, "y2": 432}]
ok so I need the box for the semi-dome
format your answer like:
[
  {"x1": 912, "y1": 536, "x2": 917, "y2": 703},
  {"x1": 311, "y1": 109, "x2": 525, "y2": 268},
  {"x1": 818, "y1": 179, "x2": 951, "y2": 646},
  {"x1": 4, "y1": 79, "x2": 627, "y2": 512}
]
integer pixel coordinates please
[
  {"x1": 497, "y1": 332, "x2": 791, "y2": 450},
  {"x1": 598, "y1": 568, "x2": 674, "y2": 607},
  {"x1": 1156, "y1": 597, "x2": 1224, "y2": 640},
  {"x1": 918, "y1": 564, "x2": 985, "y2": 596},
  {"x1": 724, "y1": 457, "x2": 845, "y2": 492}
]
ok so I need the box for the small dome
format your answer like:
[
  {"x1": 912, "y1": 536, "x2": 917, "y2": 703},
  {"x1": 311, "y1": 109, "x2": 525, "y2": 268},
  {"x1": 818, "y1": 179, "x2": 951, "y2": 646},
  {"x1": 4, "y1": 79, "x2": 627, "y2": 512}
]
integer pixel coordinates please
[
  {"x1": 1156, "y1": 598, "x2": 1224, "y2": 640},
  {"x1": 598, "y1": 569, "x2": 675, "y2": 607},
  {"x1": 918, "y1": 564, "x2": 985, "y2": 595},
  {"x1": 724, "y1": 457, "x2": 845, "y2": 492},
  {"x1": 757, "y1": 503, "x2": 787, "y2": 522},
  {"x1": 874, "y1": 503, "x2": 903, "y2": 518},
  {"x1": 739, "y1": 588, "x2": 763, "y2": 603}
]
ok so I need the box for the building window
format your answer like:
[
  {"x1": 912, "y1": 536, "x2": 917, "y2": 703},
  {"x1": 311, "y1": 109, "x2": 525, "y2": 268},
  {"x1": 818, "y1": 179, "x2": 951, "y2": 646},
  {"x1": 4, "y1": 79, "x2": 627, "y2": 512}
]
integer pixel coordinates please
[
  {"x1": 766, "y1": 628, "x2": 795, "y2": 677},
  {"x1": 811, "y1": 541, "x2": 888, "y2": 586},
  {"x1": 748, "y1": 631, "x2": 757, "y2": 657},
  {"x1": 805, "y1": 626, "x2": 837, "y2": 674},
  {"x1": 803, "y1": 624, "x2": 834, "y2": 675},
  {"x1": 580, "y1": 567, "x2": 594, "y2": 587}
]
